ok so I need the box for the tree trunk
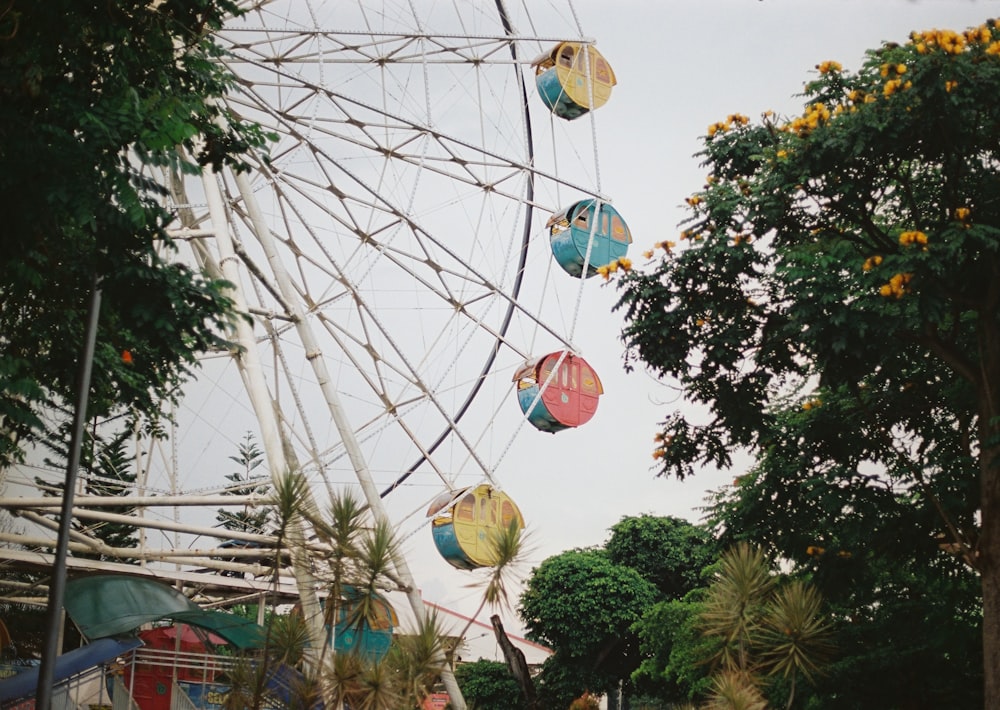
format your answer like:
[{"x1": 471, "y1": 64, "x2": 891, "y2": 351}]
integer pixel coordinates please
[
  {"x1": 978, "y1": 295, "x2": 1000, "y2": 710},
  {"x1": 491, "y1": 615, "x2": 538, "y2": 710},
  {"x1": 981, "y1": 438, "x2": 1000, "y2": 710}
]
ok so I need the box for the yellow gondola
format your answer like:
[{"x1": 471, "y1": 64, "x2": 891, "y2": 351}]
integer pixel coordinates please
[
  {"x1": 428, "y1": 484, "x2": 524, "y2": 570},
  {"x1": 532, "y1": 41, "x2": 616, "y2": 120}
]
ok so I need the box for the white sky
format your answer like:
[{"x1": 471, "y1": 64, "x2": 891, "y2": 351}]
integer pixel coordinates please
[{"x1": 417, "y1": 0, "x2": 1000, "y2": 632}]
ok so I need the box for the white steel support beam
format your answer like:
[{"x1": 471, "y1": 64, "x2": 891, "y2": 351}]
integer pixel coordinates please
[
  {"x1": 231, "y1": 170, "x2": 468, "y2": 710},
  {"x1": 201, "y1": 168, "x2": 328, "y2": 656}
]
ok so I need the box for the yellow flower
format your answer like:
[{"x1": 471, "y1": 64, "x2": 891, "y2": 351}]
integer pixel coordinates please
[
  {"x1": 988, "y1": 41, "x2": 1000, "y2": 56},
  {"x1": 817, "y1": 60, "x2": 842, "y2": 74},
  {"x1": 896, "y1": 63, "x2": 907, "y2": 74},
  {"x1": 955, "y1": 206, "x2": 971, "y2": 221},
  {"x1": 643, "y1": 249, "x2": 654, "y2": 259},
  {"x1": 596, "y1": 265, "x2": 610, "y2": 280},
  {"x1": 945, "y1": 80, "x2": 958, "y2": 92},
  {"x1": 862, "y1": 254, "x2": 883, "y2": 271},
  {"x1": 618, "y1": 258, "x2": 633, "y2": 272},
  {"x1": 899, "y1": 230, "x2": 928, "y2": 246},
  {"x1": 881, "y1": 272, "x2": 914, "y2": 298},
  {"x1": 686, "y1": 195, "x2": 702, "y2": 207},
  {"x1": 968, "y1": 25, "x2": 993, "y2": 44},
  {"x1": 777, "y1": 149, "x2": 788, "y2": 159}
]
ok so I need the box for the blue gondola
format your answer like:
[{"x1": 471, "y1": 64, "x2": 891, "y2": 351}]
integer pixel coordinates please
[
  {"x1": 325, "y1": 587, "x2": 397, "y2": 662},
  {"x1": 548, "y1": 199, "x2": 632, "y2": 277}
]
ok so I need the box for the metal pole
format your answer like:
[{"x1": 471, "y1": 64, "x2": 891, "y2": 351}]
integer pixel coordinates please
[{"x1": 36, "y1": 275, "x2": 101, "y2": 709}]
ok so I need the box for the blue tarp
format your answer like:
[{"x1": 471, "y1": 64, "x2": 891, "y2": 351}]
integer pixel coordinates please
[{"x1": 0, "y1": 637, "x2": 141, "y2": 702}]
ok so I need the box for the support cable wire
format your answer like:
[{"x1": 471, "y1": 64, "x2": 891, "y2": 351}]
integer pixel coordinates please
[{"x1": 380, "y1": 0, "x2": 536, "y2": 498}]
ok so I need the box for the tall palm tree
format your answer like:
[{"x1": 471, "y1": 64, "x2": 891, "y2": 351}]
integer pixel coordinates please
[{"x1": 229, "y1": 475, "x2": 457, "y2": 709}]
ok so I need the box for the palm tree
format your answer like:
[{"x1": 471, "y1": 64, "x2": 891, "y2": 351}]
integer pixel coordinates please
[
  {"x1": 698, "y1": 543, "x2": 833, "y2": 709},
  {"x1": 700, "y1": 542, "x2": 774, "y2": 675},
  {"x1": 453, "y1": 519, "x2": 529, "y2": 653},
  {"x1": 221, "y1": 472, "x2": 458, "y2": 709},
  {"x1": 703, "y1": 671, "x2": 768, "y2": 710},
  {"x1": 757, "y1": 580, "x2": 832, "y2": 709},
  {"x1": 385, "y1": 609, "x2": 449, "y2": 708}
]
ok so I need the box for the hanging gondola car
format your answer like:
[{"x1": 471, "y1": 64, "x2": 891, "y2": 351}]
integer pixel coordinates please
[
  {"x1": 531, "y1": 41, "x2": 616, "y2": 120},
  {"x1": 513, "y1": 352, "x2": 603, "y2": 432},
  {"x1": 428, "y1": 484, "x2": 524, "y2": 571},
  {"x1": 328, "y1": 587, "x2": 398, "y2": 662},
  {"x1": 548, "y1": 199, "x2": 631, "y2": 277}
]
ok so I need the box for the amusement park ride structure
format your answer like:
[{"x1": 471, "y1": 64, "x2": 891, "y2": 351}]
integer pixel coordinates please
[{"x1": 0, "y1": 2, "x2": 628, "y2": 707}]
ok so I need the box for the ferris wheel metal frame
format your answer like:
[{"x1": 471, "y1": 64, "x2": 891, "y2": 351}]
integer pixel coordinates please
[{"x1": 0, "y1": 1, "x2": 618, "y2": 705}]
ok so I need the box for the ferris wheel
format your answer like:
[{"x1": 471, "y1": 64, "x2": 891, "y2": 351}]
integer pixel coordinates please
[
  {"x1": 0, "y1": 1, "x2": 625, "y2": 698},
  {"x1": 156, "y1": 0, "x2": 624, "y2": 568}
]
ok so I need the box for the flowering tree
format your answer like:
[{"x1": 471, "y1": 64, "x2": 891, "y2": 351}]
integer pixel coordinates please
[{"x1": 615, "y1": 22, "x2": 1000, "y2": 706}]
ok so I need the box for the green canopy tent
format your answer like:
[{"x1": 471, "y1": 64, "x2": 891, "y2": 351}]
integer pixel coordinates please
[{"x1": 64, "y1": 575, "x2": 265, "y2": 650}]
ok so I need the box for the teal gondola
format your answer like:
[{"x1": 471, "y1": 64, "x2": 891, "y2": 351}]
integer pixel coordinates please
[
  {"x1": 322, "y1": 587, "x2": 398, "y2": 662},
  {"x1": 548, "y1": 199, "x2": 632, "y2": 277}
]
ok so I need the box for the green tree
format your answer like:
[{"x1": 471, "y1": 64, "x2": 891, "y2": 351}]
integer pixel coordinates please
[
  {"x1": 606, "y1": 515, "x2": 717, "y2": 601},
  {"x1": 38, "y1": 425, "x2": 139, "y2": 559},
  {"x1": 614, "y1": 21, "x2": 998, "y2": 705},
  {"x1": 631, "y1": 596, "x2": 715, "y2": 705},
  {"x1": 272, "y1": 474, "x2": 451, "y2": 709},
  {"x1": 217, "y1": 431, "x2": 271, "y2": 536},
  {"x1": 0, "y1": 0, "x2": 272, "y2": 470},
  {"x1": 708, "y1": 458, "x2": 982, "y2": 708},
  {"x1": 455, "y1": 659, "x2": 528, "y2": 710},
  {"x1": 518, "y1": 548, "x2": 658, "y2": 705}
]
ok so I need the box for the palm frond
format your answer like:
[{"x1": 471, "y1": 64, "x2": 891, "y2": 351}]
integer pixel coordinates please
[
  {"x1": 758, "y1": 580, "x2": 833, "y2": 682},
  {"x1": 703, "y1": 670, "x2": 769, "y2": 710}
]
